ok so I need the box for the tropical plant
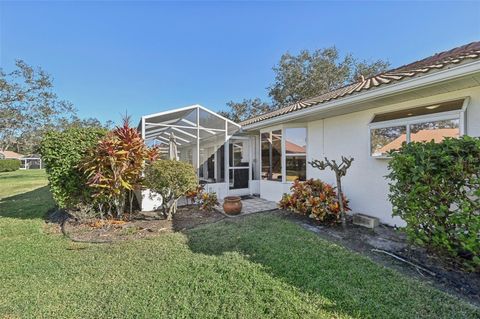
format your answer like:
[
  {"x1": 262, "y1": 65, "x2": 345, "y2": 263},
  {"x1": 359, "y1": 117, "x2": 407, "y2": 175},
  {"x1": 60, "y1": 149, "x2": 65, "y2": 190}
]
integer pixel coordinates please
[
  {"x1": 279, "y1": 179, "x2": 350, "y2": 224},
  {"x1": 80, "y1": 119, "x2": 158, "y2": 219},
  {"x1": 40, "y1": 127, "x2": 106, "y2": 209},
  {"x1": 387, "y1": 136, "x2": 480, "y2": 270},
  {"x1": 185, "y1": 184, "x2": 204, "y2": 205},
  {"x1": 199, "y1": 191, "x2": 219, "y2": 211},
  {"x1": 143, "y1": 160, "x2": 198, "y2": 220},
  {"x1": 309, "y1": 156, "x2": 354, "y2": 228}
]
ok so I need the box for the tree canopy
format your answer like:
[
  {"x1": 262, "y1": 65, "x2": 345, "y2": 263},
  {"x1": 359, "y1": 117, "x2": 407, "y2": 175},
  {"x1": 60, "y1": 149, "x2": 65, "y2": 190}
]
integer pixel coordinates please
[
  {"x1": 0, "y1": 60, "x2": 109, "y2": 153},
  {"x1": 218, "y1": 98, "x2": 275, "y2": 123},
  {"x1": 220, "y1": 46, "x2": 389, "y2": 122}
]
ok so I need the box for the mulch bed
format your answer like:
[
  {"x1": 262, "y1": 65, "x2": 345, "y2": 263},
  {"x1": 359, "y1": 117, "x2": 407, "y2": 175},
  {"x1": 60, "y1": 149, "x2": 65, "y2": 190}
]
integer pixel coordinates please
[
  {"x1": 53, "y1": 205, "x2": 225, "y2": 243},
  {"x1": 278, "y1": 210, "x2": 480, "y2": 306}
]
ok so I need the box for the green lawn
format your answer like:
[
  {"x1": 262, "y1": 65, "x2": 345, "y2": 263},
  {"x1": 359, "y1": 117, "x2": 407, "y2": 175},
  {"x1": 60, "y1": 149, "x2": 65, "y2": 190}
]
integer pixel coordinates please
[{"x1": 0, "y1": 170, "x2": 478, "y2": 318}]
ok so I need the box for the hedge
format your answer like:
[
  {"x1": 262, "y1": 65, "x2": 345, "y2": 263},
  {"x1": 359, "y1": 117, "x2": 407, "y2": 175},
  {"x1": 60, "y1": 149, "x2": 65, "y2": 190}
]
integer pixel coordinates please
[
  {"x1": 0, "y1": 159, "x2": 21, "y2": 172},
  {"x1": 387, "y1": 136, "x2": 480, "y2": 270},
  {"x1": 40, "y1": 127, "x2": 106, "y2": 208}
]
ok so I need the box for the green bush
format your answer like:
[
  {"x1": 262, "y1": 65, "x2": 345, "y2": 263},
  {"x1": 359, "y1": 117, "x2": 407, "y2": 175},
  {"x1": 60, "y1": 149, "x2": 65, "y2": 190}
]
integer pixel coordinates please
[
  {"x1": 40, "y1": 127, "x2": 106, "y2": 209},
  {"x1": 0, "y1": 159, "x2": 21, "y2": 172},
  {"x1": 144, "y1": 160, "x2": 198, "y2": 220},
  {"x1": 387, "y1": 136, "x2": 480, "y2": 270}
]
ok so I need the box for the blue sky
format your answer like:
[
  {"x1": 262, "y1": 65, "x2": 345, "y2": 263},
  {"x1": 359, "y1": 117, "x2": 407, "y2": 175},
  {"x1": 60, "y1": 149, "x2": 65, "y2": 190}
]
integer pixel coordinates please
[{"x1": 1, "y1": 1, "x2": 479, "y2": 125}]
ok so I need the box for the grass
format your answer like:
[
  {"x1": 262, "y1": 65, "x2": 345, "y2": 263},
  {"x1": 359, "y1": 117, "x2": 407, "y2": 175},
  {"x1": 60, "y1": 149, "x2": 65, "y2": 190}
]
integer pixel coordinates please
[
  {"x1": 0, "y1": 170, "x2": 479, "y2": 318},
  {"x1": 0, "y1": 169, "x2": 48, "y2": 199}
]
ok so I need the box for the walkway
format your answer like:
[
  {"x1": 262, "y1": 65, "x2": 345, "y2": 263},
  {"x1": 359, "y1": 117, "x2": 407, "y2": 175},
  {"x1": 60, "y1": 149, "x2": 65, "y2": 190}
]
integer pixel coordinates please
[{"x1": 217, "y1": 196, "x2": 278, "y2": 215}]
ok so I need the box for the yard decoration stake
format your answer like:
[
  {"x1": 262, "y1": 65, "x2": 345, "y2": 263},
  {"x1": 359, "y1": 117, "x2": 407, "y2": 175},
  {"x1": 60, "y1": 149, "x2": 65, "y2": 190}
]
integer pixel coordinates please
[{"x1": 309, "y1": 156, "x2": 354, "y2": 228}]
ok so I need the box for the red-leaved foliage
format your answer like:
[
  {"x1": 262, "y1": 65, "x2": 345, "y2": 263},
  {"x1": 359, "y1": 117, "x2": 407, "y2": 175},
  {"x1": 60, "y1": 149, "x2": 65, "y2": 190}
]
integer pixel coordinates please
[
  {"x1": 279, "y1": 179, "x2": 350, "y2": 224},
  {"x1": 80, "y1": 118, "x2": 159, "y2": 218}
]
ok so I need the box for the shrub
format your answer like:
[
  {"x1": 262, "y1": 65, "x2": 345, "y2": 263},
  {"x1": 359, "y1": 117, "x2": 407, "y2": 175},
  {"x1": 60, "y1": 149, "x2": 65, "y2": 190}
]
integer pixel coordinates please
[
  {"x1": 186, "y1": 184, "x2": 204, "y2": 205},
  {"x1": 40, "y1": 127, "x2": 106, "y2": 208},
  {"x1": 279, "y1": 179, "x2": 350, "y2": 224},
  {"x1": 199, "y1": 192, "x2": 219, "y2": 212},
  {"x1": 185, "y1": 184, "x2": 219, "y2": 211},
  {"x1": 387, "y1": 136, "x2": 480, "y2": 270},
  {"x1": 144, "y1": 160, "x2": 197, "y2": 220},
  {"x1": 80, "y1": 119, "x2": 158, "y2": 219},
  {"x1": 0, "y1": 159, "x2": 21, "y2": 172}
]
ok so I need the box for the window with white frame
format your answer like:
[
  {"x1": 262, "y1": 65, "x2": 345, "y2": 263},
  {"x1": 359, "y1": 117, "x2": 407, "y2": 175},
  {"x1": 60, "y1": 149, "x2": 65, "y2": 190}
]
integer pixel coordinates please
[
  {"x1": 261, "y1": 130, "x2": 282, "y2": 181},
  {"x1": 369, "y1": 99, "x2": 466, "y2": 157},
  {"x1": 285, "y1": 128, "x2": 307, "y2": 181}
]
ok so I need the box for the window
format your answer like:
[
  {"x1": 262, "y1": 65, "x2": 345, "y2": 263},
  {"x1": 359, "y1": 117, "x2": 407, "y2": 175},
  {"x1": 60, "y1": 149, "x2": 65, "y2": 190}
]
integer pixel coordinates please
[
  {"x1": 370, "y1": 99, "x2": 465, "y2": 157},
  {"x1": 285, "y1": 128, "x2": 307, "y2": 181},
  {"x1": 261, "y1": 130, "x2": 282, "y2": 181}
]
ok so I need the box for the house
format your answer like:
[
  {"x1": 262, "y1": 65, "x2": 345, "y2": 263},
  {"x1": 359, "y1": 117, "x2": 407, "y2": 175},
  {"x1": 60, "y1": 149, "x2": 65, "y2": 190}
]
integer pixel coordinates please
[
  {"x1": 0, "y1": 151, "x2": 43, "y2": 169},
  {"x1": 0, "y1": 151, "x2": 24, "y2": 159},
  {"x1": 140, "y1": 41, "x2": 480, "y2": 226}
]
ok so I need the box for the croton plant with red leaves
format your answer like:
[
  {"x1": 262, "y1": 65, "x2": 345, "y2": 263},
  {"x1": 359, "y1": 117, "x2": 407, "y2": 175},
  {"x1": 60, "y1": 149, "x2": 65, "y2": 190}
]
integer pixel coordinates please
[
  {"x1": 279, "y1": 179, "x2": 350, "y2": 224},
  {"x1": 80, "y1": 118, "x2": 159, "y2": 218}
]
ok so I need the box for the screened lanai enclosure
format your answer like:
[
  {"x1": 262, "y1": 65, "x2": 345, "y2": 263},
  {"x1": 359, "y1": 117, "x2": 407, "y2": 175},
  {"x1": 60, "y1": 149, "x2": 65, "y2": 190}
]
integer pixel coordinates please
[{"x1": 139, "y1": 105, "x2": 262, "y2": 199}]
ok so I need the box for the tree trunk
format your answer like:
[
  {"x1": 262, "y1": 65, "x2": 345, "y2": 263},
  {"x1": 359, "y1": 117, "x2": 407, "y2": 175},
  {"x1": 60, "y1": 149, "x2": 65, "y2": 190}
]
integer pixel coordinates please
[{"x1": 336, "y1": 175, "x2": 347, "y2": 229}]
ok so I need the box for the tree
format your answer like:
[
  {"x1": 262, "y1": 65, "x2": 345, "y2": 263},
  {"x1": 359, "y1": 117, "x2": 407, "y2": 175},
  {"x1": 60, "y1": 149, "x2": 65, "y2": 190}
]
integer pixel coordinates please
[
  {"x1": 221, "y1": 46, "x2": 390, "y2": 121},
  {"x1": 0, "y1": 60, "x2": 109, "y2": 154},
  {"x1": 309, "y1": 156, "x2": 354, "y2": 229},
  {"x1": 0, "y1": 60, "x2": 76, "y2": 152},
  {"x1": 143, "y1": 160, "x2": 198, "y2": 220},
  {"x1": 57, "y1": 116, "x2": 114, "y2": 131},
  {"x1": 80, "y1": 118, "x2": 159, "y2": 219},
  {"x1": 218, "y1": 98, "x2": 275, "y2": 122},
  {"x1": 268, "y1": 47, "x2": 390, "y2": 107}
]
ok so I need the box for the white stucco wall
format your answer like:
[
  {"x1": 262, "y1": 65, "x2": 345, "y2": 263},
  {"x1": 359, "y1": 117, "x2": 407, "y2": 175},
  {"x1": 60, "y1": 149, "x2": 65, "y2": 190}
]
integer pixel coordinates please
[
  {"x1": 306, "y1": 86, "x2": 480, "y2": 226},
  {"x1": 259, "y1": 180, "x2": 291, "y2": 202}
]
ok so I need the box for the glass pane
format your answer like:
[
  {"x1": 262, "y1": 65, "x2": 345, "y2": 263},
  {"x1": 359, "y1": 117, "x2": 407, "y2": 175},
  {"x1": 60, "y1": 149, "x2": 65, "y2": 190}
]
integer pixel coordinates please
[
  {"x1": 199, "y1": 108, "x2": 225, "y2": 130},
  {"x1": 371, "y1": 99, "x2": 464, "y2": 123},
  {"x1": 199, "y1": 135, "x2": 224, "y2": 183},
  {"x1": 261, "y1": 133, "x2": 270, "y2": 180},
  {"x1": 229, "y1": 140, "x2": 248, "y2": 167},
  {"x1": 178, "y1": 145, "x2": 193, "y2": 165},
  {"x1": 286, "y1": 156, "x2": 306, "y2": 181},
  {"x1": 285, "y1": 128, "x2": 306, "y2": 154},
  {"x1": 229, "y1": 168, "x2": 249, "y2": 189},
  {"x1": 410, "y1": 119, "x2": 459, "y2": 143},
  {"x1": 370, "y1": 126, "x2": 407, "y2": 156},
  {"x1": 216, "y1": 145, "x2": 225, "y2": 182},
  {"x1": 271, "y1": 130, "x2": 282, "y2": 181},
  {"x1": 261, "y1": 131, "x2": 282, "y2": 181},
  {"x1": 228, "y1": 122, "x2": 240, "y2": 136}
]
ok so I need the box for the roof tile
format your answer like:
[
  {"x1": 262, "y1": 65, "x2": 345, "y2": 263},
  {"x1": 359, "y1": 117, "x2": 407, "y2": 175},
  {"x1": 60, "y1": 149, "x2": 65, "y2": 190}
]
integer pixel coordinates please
[{"x1": 241, "y1": 41, "x2": 480, "y2": 126}]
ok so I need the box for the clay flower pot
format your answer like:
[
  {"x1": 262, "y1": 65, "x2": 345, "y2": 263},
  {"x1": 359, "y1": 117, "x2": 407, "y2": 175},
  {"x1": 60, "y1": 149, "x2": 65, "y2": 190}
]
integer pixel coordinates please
[{"x1": 223, "y1": 196, "x2": 242, "y2": 215}]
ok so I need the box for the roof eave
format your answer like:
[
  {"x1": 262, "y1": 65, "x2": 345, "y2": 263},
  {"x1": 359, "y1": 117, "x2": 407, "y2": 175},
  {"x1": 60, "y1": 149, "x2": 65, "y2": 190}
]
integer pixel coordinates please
[{"x1": 241, "y1": 60, "x2": 480, "y2": 131}]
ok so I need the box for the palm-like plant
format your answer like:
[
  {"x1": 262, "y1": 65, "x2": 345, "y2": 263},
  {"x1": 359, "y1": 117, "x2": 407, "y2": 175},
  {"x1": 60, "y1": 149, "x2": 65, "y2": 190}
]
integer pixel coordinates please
[{"x1": 80, "y1": 118, "x2": 158, "y2": 218}]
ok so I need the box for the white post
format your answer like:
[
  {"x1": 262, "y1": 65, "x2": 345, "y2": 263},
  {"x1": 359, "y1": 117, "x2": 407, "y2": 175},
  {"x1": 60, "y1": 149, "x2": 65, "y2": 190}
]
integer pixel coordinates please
[
  {"x1": 224, "y1": 119, "x2": 229, "y2": 193},
  {"x1": 141, "y1": 116, "x2": 146, "y2": 140},
  {"x1": 248, "y1": 136, "x2": 253, "y2": 195},
  {"x1": 196, "y1": 107, "x2": 200, "y2": 176}
]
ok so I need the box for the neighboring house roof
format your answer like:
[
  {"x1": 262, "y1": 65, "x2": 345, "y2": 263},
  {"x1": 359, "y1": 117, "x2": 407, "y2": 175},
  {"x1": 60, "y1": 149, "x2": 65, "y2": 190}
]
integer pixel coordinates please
[
  {"x1": 285, "y1": 141, "x2": 306, "y2": 154},
  {"x1": 241, "y1": 41, "x2": 480, "y2": 126},
  {"x1": 376, "y1": 128, "x2": 459, "y2": 154},
  {"x1": 0, "y1": 151, "x2": 24, "y2": 159}
]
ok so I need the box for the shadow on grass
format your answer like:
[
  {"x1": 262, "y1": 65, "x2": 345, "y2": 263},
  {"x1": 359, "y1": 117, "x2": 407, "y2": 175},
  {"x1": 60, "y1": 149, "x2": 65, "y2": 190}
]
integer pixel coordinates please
[
  {"x1": 184, "y1": 212, "x2": 480, "y2": 319},
  {"x1": 0, "y1": 186, "x2": 54, "y2": 220}
]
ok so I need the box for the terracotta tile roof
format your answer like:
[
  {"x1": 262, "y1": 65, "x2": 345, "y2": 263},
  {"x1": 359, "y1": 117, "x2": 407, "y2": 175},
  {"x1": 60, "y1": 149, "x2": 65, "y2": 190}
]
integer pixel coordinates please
[
  {"x1": 285, "y1": 141, "x2": 306, "y2": 154},
  {"x1": 241, "y1": 41, "x2": 480, "y2": 127},
  {"x1": 0, "y1": 151, "x2": 24, "y2": 159}
]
